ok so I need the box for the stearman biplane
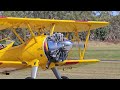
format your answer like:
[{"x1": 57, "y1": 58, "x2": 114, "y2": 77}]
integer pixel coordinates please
[{"x1": 0, "y1": 16, "x2": 109, "y2": 79}]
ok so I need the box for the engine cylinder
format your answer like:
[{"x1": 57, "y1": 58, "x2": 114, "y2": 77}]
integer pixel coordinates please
[{"x1": 44, "y1": 33, "x2": 73, "y2": 62}]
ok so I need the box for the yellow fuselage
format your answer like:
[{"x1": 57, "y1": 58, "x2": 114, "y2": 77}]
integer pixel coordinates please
[{"x1": 0, "y1": 35, "x2": 49, "y2": 72}]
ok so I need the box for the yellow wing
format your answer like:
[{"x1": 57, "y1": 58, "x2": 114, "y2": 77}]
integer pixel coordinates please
[
  {"x1": 55, "y1": 59, "x2": 100, "y2": 66},
  {"x1": 0, "y1": 17, "x2": 109, "y2": 32}
]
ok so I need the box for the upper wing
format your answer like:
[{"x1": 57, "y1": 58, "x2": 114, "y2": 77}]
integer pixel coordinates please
[
  {"x1": 0, "y1": 17, "x2": 109, "y2": 32},
  {"x1": 55, "y1": 59, "x2": 100, "y2": 66}
]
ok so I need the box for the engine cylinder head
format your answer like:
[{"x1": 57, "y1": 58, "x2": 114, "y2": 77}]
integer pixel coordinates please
[{"x1": 44, "y1": 33, "x2": 73, "y2": 62}]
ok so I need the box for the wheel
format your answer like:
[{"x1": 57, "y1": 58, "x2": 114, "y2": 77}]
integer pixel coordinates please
[
  {"x1": 25, "y1": 77, "x2": 34, "y2": 79},
  {"x1": 5, "y1": 72, "x2": 10, "y2": 75},
  {"x1": 61, "y1": 76, "x2": 69, "y2": 79},
  {"x1": 2, "y1": 71, "x2": 10, "y2": 75}
]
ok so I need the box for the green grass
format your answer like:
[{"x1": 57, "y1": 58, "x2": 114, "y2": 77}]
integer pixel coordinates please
[
  {"x1": 68, "y1": 41, "x2": 120, "y2": 60},
  {"x1": 1, "y1": 62, "x2": 120, "y2": 79}
]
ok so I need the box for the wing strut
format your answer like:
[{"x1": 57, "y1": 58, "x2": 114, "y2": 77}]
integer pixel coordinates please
[
  {"x1": 11, "y1": 28, "x2": 25, "y2": 44},
  {"x1": 74, "y1": 30, "x2": 82, "y2": 60},
  {"x1": 50, "y1": 23, "x2": 56, "y2": 36},
  {"x1": 80, "y1": 25, "x2": 91, "y2": 59},
  {"x1": 66, "y1": 32, "x2": 69, "y2": 39},
  {"x1": 27, "y1": 23, "x2": 37, "y2": 43},
  {"x1": 73, "y1": 25, "x2": 91, "y2": 60}
]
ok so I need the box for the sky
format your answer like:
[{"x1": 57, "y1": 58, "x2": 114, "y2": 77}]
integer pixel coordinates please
[
  {"x1": 112, "y1": 11, "x2": 119, "y2": 16},
  {"x1": 95, "y1": 11, "x2": 119, "y2": 16}
]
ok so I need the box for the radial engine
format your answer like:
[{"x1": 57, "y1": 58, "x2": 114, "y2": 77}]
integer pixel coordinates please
[{"x1": 44, "y1": 33, "x2": 73, "y2": 63}]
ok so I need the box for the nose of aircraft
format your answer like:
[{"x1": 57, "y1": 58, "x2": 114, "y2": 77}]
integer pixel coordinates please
[
  {"x1": 62, "y1": 40, "x2": 73, "y2": 51},
  {"x1": 44, "y1": 33, "x2": 73, "y2": 63}
]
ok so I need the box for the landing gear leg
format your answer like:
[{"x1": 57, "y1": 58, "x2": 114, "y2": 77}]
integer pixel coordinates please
[
  {"x1": 31, "y1": 66, "x2": 38, "y2": 79},
  {"x1": 51, "y1": 67, "x2": 62, "y2": 79},
  {"x1": 25, "y1": 59, "x2": 39, "y2": 79},
  {"x1": 51, "y1": 67, "x2": 69, "y2": 79}
]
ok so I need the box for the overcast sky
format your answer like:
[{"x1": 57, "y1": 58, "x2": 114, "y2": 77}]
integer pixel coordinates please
[{"x1": 112, "y1": 11, "x2": 119, "y2": 16}]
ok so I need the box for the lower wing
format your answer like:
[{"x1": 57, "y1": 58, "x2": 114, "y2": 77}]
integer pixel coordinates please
[
  {"x1": 0, "y1": 61, "x2": 27, "y2": 65},
  {"x1": 55, "y1": 59, "x2": 100, "y2": 66},
  {"x1": 0, "y1": 61, "x2": 28, "y2": 72}
]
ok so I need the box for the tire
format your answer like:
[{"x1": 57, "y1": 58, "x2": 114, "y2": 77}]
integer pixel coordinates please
[
  {"x1": 61, "y1": 76, "x2": 69, "y2": 79},
  {"x1": 25, "y1": 77, "x2": 34, "y2": 79},
  {"x1": 5, "y1": 72, "x2": 10, "y2": 75}
]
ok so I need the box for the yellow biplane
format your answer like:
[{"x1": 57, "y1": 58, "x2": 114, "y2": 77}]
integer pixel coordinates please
[{"x1": 0, "y1": 16, "x2": 109, "y2": 79}]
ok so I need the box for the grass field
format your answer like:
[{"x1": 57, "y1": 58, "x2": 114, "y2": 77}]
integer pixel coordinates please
[
  {"x1": 68, "y1": 41, "x2": 120, "y2": 60},
  {"x1": 1, "y1": 62, "x2": 120, "y2": 79},
  {"x1": 0, "y1": 41, "x2": 120, "y2": 79}
]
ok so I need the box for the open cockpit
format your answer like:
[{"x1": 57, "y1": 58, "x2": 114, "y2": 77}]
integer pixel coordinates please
[{"x1": 0, "y1": 38, "x2": 14, "y2": 50}]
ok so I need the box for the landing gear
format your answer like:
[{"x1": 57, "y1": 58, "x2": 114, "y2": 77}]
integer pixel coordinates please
[
  {"x1": 31, "y1": 66, "x2": 38, "y2": 79},
  {"x1": 25, "y1": 77, "x2": 34, "y2": 79},
  {"x1": 25, "y1": 59, "x2": 39, "y2": 79},
  {"x1": 25, "y1": 66, "x2": 38, "y2": 79},
  {"x1": 51, "y1": 67, "x2": 69, "y2": 79},
  {"x1": 2, "y1": 71, "x2": 10, "y2": 75},
  {"x1": 51, "y1": 67, "x2": 62, "y2": 79},
  {"x1": 5, "y1": 72, "x2": 10, "y2": 75},
  {"x1": 25, "y1": 59, "x2": 69, "y2": 79},
  {"x1": 61, "y1": 76, "x2": 69, "y2": 79}
]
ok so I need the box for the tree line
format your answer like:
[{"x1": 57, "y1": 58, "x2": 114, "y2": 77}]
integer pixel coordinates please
[{"x1": 0, "y1": 11, "x2": 120, "y2": 43}]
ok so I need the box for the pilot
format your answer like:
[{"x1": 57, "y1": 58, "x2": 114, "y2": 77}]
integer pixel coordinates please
[{"x1": 0, "y1": 44, "x2": 4, "y2": 50}]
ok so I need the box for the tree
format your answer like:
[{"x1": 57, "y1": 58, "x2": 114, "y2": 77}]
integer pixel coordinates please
[{"x1": 1, "y1": 11, "x2": 120, "y2": 43}]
